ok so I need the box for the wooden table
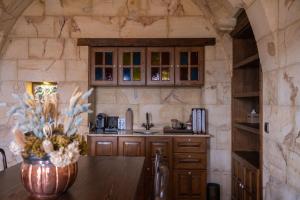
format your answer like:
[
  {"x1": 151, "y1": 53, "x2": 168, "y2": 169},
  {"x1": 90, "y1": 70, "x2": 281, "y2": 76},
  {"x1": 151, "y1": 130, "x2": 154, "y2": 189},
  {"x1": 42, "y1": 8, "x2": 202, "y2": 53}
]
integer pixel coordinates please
[{"x1": 0, "y1": 156, "x2": 145, "y2": 200}]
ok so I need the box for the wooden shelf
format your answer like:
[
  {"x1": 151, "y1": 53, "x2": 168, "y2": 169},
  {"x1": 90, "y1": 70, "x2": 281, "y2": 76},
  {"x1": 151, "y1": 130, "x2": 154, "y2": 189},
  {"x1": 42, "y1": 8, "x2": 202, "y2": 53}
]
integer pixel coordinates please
[
  {"x1": 234, "y1": 122, "x2": 259, "y2": 134},
  {"x1": 233, "y1": 151, "x2": 260, "y2": 169},
  {"x1": 233, "y1": 54, "x2": 259, "y2": 69},
  {"x1": 233, "y1": 91, "x2": 259, "y2": 98}
]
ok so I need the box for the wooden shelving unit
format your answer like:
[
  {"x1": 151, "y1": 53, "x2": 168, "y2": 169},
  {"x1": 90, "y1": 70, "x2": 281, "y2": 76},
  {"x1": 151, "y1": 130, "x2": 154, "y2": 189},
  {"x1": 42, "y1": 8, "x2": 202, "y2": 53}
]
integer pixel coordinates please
[{"x1": 231, "y1": 10, "x2": 262, "y2": 200}]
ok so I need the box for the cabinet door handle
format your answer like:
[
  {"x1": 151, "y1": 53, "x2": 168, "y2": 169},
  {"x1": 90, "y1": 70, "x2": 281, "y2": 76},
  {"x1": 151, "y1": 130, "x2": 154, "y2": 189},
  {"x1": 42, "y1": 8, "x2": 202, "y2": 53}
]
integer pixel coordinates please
[
  {"x1": 188, "y1": 155, "x2": 192, "y2": 158},
  {"x1": 119, "y1": 65, "x2": 122, "y2": 68},
  {"x1": 146, "y1": 167, "x2": 150, "y2": 171},
  {"x1": 188, "y1": 171, "x2": 192, "y2": 175},
  {"x1": 113, "y1": 65, "x2": 116, "y2": 68},
  {"x1": 176, "y1": 65, "x2": 180, "y2": 68},
  {"x1": 188, "y1": 138, "x2": 191, "y2": 142}
]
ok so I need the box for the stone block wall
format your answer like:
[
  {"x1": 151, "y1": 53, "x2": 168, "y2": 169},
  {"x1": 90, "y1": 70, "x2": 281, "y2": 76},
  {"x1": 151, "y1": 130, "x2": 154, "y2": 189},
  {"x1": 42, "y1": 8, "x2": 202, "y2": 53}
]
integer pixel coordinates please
[{"x1": 0, "y1": 1, "x2": 232, "y2": 199}]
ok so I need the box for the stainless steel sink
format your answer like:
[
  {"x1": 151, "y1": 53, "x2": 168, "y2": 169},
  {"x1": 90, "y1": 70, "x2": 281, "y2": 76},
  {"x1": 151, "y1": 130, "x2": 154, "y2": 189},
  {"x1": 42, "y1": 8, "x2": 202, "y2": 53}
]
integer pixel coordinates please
[{"x1": 134, "y1": 130, "x2": 159, "y2": 135}]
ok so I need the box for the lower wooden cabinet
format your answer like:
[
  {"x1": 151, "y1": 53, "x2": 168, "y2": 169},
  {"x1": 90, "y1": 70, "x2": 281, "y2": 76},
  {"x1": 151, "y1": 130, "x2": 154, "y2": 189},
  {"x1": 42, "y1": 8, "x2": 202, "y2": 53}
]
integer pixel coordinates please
[
  {"x1": 174, "y1": 170, "x2": 206, "y2": 200},
  {"x1": 118, "y1": 137, "x2": 145, "y2": 156},
  {"x1": 232, "y1": 155, "x2": 260, "y2": 200},
  {"x1": 88, "y1": 136, "x2": 117, "y2": 156},
  {"x1": 88, "y1": 135, "x2": 209, "y2": 200}
]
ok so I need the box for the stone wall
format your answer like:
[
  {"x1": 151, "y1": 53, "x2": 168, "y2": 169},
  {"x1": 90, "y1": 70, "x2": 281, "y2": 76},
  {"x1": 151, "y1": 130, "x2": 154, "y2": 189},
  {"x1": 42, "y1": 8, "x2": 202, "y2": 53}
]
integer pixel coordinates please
[
  {"x1": 244, "y1": 0, "x2": 300, "y2": 199},
  {"x1": 0, "y1": 1, "x2": 232, "y2": 199}
]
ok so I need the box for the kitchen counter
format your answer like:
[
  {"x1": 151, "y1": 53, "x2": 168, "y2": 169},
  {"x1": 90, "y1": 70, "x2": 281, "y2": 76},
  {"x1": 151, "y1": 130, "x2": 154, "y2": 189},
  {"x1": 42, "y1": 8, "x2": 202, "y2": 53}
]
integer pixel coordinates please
[{"x1": 88, "y1": 129, "x2": 212, "y2": 137}]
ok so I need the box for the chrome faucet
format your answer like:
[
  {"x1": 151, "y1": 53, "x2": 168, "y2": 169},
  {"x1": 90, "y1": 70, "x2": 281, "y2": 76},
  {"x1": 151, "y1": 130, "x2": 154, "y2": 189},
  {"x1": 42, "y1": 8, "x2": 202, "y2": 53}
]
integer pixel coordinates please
[{"x1": 142, "y1": 112, "x2": 154, "y2": 130}]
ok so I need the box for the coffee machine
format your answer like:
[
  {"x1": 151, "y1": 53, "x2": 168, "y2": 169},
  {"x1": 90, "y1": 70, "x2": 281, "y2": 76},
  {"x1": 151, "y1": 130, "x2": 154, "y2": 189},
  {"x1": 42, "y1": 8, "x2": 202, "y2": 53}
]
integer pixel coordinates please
[{"x1": 96, "y1": 113, "x2": 107, "y2": 133}]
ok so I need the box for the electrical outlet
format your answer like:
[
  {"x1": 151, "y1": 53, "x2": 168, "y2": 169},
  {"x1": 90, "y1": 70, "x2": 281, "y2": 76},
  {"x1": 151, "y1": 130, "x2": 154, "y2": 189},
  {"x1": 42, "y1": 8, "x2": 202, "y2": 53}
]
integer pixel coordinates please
[{"x1": 264, "y1": 122, "x2": 269, "y2": 133}]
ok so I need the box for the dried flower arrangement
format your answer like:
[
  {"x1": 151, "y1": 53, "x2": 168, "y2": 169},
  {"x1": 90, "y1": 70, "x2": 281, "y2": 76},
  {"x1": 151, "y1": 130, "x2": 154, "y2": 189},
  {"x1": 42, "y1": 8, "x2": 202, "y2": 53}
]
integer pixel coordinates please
[{"x1": 7, "y1": 87, "x2": 93, "y2": 167}]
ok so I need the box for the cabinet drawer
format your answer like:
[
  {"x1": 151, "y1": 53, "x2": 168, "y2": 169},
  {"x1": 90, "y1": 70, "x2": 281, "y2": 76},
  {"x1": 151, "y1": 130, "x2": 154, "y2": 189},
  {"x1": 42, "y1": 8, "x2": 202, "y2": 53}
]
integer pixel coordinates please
[
  {"x1": 174, "y1": 153, "x2": 206, "y2": 169},
  {"x1": 174, "y1": 137, "x2": 206, "y2": 153}
]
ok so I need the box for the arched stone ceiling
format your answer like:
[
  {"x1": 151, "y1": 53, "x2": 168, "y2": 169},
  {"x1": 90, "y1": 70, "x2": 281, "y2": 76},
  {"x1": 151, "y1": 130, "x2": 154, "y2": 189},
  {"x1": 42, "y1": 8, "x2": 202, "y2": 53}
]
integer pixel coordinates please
[{"x1": 0, "y1": 0, "x2": 248, "y2": 54}]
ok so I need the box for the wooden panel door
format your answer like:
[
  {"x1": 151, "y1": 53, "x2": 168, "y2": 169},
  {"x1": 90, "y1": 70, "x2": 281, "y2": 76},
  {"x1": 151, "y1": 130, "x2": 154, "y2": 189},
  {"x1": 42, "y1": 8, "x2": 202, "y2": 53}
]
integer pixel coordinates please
[
  {"x1": 146, "y1": 47, "x2": 174, "y2": 86},
  {"x1": 118, "y1": 48, "x2": 146, "y2": 86},
  {"x1": 87, "y1": 136, "x2": 118, "y2": 156},
  {"x1": 90, "y1": 47, "x2": 118, "y2": 86},
  {"x1": 175, "y1": 47, "x2": 204, "y2": 86},
  {"x1": 174, "y1": 170, "x2": 206, "y2": 200},
  {"x1": 118, "y1": 137, "x2": 145, "y2": 156}
]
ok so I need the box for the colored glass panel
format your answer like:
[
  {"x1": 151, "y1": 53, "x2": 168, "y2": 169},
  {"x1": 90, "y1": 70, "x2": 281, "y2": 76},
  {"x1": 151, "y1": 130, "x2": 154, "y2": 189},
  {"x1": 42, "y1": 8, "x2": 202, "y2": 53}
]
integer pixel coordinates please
[
  {"x1": 95, "y1": 67, "x2": 103, "y2": 80},
  {"x1": 123, "y1": 68, "x2": 131, "y2": 81},
  {"x1": 105, "y1": 52, "x2": 113, "y2": 65},
  {"x1": 105, "y1": 68, "x2": 113, "y2": 80},
  {"x1": 180, "y1": 67, "x2": 188, "y2": 80},
  {"x1": 133, "y1": 52, "x2": 141, "y2": 65},
  {"x1": 191, "y1": 52, "x2": 198, "y2": 65},
  {"x1": 191, "y1": 67, "x2": 199, "y2": 80},
  {"x1": 95, "y1": 52, "x2": 103, "y2": 65},
  {"x1": 161, "y1": 52, "x2": 170, "y2": 65},
  {"x1": 151, "y1": 67, "x2": 160, "y2": 81},
  {"x1": 123, "y1": 52, "x2": 131, "y2": 65},
  {"x1": 151, "y1": 52, "x2": 160, "y2": 65},
  {"x1": 133, "y1": 67, "x2": 141, "y2": 81},
  {"x1": 161, "y1": 67, "x2": 170, "y2": 81},
  {"x1": 180, "y1": 52, "x2": 188, "y2": 65}
]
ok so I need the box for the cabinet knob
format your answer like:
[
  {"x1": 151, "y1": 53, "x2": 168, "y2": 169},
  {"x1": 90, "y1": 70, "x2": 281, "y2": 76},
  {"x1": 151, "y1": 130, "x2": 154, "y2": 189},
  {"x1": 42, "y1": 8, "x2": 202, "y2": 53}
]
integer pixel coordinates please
[
  {"x1": 176, "y1": 65, "x2": 180, "y2": 68},
  {"x1": 113, "y1": 65, "x2": 116, "y2": 68},
  {"x1": 188, "y1": 155, "x2": 191, "y2": 158},
  {"x1": 119, "y1": 65, "x2": 122, "y2": 68},
  {"x1": 170, "y1": 65, "x2": 173, "y2": 68},
  {"x1": 188, "y1": 138, "x2": 191, "y2": 142},
  {"x1": 188, "y1": 171, "x2": 192, "y2": 175},
  {"x1": 146, "y1": 167, "x2": 150, "y2": 171}
]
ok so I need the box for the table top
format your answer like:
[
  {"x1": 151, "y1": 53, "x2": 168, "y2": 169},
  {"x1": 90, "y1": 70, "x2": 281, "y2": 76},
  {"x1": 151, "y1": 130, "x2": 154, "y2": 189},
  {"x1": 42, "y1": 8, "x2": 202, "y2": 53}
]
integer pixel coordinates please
[{"x1": 0, "y1": 156, "x2": 145, "y2": 200}]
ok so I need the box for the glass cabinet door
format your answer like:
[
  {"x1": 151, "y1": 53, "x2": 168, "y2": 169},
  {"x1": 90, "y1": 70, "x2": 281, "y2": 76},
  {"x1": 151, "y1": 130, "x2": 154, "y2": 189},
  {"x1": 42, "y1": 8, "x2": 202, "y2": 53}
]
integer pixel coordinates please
[
  {"x1": 118, "y1": 48, "x2": 146, "y2": 86},
  {"x1": 90, "y1": 47, "x2": 118, "y2": 86},
  {"x1": 175, "y1": 47, "x2": 204, "y2": 86},
  {"x1": 147, "y1": 47, "x2": 174, "y2": 86}
]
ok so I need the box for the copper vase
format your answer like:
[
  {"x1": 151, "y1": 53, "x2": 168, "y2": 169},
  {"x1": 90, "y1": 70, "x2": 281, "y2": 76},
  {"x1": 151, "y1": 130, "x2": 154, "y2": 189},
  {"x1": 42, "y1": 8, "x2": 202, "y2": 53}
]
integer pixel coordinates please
[{"x1": 20, "y1": 158, "x2": 78, "y2": 199}]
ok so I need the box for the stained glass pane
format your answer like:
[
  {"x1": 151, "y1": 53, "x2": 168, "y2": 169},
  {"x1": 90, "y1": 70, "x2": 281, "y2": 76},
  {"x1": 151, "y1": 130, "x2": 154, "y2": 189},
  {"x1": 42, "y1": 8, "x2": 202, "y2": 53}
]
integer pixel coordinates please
[
  {"x1": 191, "y1": 67, "x2": 198, "y2": 80},
  {"x1": 151, "y1": 67, "x2": 160, "y2": 81},
  {"x1": 123, "y1": 52, "x2": 131, "y2": 65},
  {"x1": 151, "y1": 52, "x2": 160, "y2": 65},
  {"x1": 95, "y1": 52, "x2": 103, "y2": 65},
  {"x1": 180, "y1": 52, "x2": 188, "y2": 65},
  {"x1": 105, "y1": 68, "x2": 113, "y2": 80},
  {"x1": 133, "y1": 67, "x2": 141, "y2": 81},
  {"x1": 180, "y1": 67, "x2": 188, "y2": 80},
  {"x1": 123, "y1": 68, "x2": 131, "y2": 81},
  {"x1": 133, "y1": 52, "x2": 141, "y2": 65},
  {"x1": 191, "y1": 52, "x2": 198, "y2": 65},
  {"x1": 161, "y1": 52, "x2": 170, "y2": 65},
  {"x1": 161, "y1": 67, "x2": 170, "y2": 81},
  {"x1": 95, "y1": 67, "x2": 103, "y2": 80},
  {"x1": 105, "y1": 52, "x2": 113, "y2": 65}
]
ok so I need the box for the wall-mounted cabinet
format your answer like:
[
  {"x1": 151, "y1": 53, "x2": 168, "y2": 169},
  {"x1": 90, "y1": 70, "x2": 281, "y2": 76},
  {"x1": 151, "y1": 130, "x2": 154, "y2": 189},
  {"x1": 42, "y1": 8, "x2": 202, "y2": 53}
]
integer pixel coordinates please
[
  {"x1": 118, "y1": 48, "x2": 146, "y2": 86},
  {"x1": 147, "y1": 47, "x2": 174, "y2": 86},
  {"x1": 175, "y1": 47, "x2": 204, "y2": 86},
  {"x1": 85, "y1": 38, "x2": 215, "y2": 87},
  {"x1": 90, "y1": 47, "x2": 118, "y2": 86}
]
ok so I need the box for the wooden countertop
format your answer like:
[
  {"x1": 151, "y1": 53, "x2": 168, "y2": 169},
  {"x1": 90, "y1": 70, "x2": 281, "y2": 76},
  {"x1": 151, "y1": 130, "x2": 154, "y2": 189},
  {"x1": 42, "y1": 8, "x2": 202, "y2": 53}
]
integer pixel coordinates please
[
  {"x1": 0, "y1": 156, "x2": 145, "y2": 200},
  {"x1": 88, "y1": 130, "x2": 212, "y2": 137}
]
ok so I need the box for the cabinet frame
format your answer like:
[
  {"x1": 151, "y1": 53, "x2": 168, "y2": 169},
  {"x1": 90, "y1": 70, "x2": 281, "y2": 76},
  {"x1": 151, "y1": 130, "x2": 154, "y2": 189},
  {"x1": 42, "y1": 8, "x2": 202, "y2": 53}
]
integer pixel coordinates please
[
  {"x1": 90, "y1": 47, "x2": 118, "y2": 86},
  {"x1": 146, "y1": 47, "x2": 175, "y2": 86},
  {"x1": 175, "y1": 47, "x2": 205, "y2": 86},
  {"x1": 118, "y1": 47, "x2": 146, "y2": 86}
]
